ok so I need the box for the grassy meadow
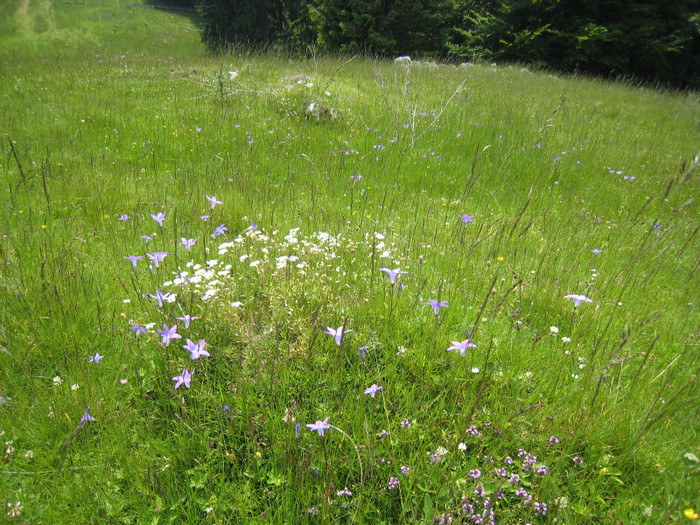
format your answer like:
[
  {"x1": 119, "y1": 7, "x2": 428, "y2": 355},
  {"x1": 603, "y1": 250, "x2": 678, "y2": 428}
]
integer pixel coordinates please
[{"x1": 1, "y1": 1, "x2": 699, "y2": 523}]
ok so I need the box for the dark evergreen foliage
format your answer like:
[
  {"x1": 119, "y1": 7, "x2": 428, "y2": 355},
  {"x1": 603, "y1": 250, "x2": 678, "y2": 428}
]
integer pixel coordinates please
[
  {"x1": 194, "y1": 0, "x2": 700, "y2": 88},
  {"x1": 312, "y1": 0, "x2": 455, "y2": 56},
  {"x1": 449, "y1": 0, "x2": 700, "y2": 88}
]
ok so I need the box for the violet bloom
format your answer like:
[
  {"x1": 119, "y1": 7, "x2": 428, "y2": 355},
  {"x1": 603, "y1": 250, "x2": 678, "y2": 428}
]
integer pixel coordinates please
[
  {"x1": 151, "y1": 212, "x2": 166, "y2": 227},
  {"x1": 181, "y1": 238, "x2": 196, "y2": 250},
  {"x1": 124, "y1": 255, "x2": 143, "y2": 269},
  {"x1": 89, "y1": 352, "x2": 103, "y2": 363},
  {"x1": 172, "y1": 368, "x2": 193, "y2": 389},
  {"x1": 306, "y1": 417, "x2": 331, "y2": 436},
  {"x1": 447, "y1": 337, "x2": 477, "y2": 356},
  {"x1": 141, "y1": 235, "x2": 152, "y2": 243},
  {"x1": 424, "y1": 300, "x2": 449, "y2": 315},
  {"x1": 200, "y1": 214, "x2": 211, "y2": 221},
  {"x1": 176, "y1": 314, "x2": 198, "y2": 328},
  {"x1": 206, "y1": 195, "x2": 223, "y2": 209},
  {"x1": 157, "y1": 323, "x2": 181, "y2": 346},
  {"x1": 147, "y1": 252, "x2": 169, "y2": 268},
  {"x1": 388, "y1": 477, "x2": 400, "y2": 490},
  {"x1": 147, "y1": 289, "x2": 172, "y2": 307},
  {"x1": 80, "y1": 406, "x2": 95, "y2": 427},
  {"x1": 119, "y1": 214, "x2": 130, "y2": 221},
  {"x1": 130, "y1": 324, "x2": 147, "y2": 337},
  {"x1": 325, "y1": 325, "x2": 351, "y2": 346},
  {"x1": 460, "y1": 214, "x2": 475, "y2": 224},
  {"x1": 364, "y1": 384, "x2": 383, "y2": 398},
  {"x1": 564, "y1": 294, "x2": 593, "y2": 307},
  {"x1": 211, "y1": 224, "x2": 228, "y2": 238},
  {"x1": 295, "y1": 422, "x2": 301, "y2": 439},
  {"x1": 183, "y1": 339, "x2": 210, "y2": 360},
  {"x1": 247, "y1": 219, "x2": 258, "y2": 231},
  {"x1": 380, "y1": 267, "x2": 407, "y2": 284},
  {"x1": 359, "y1": 345, "x2": 368, "y2": 359},
  {"x1": 591, "y1": 249, "x2": 602, "y2": 254}
]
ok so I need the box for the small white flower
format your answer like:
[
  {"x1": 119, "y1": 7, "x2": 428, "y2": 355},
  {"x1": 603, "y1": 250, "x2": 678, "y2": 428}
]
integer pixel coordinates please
[
  {"x1": 562, "y1": 337, "x2": 571, "y2": 342},
  {"x1": 122, "y1": 299, "x2": 131, "y2": 304},
  {"x1": 53, "y1": 376, "x2": 62, "y2": 386},
  {"x1": 231, "y1": 301, "x2": 243, "y2": 307},
  {"x1": 458, "y1": 443, "x2": 467, "y2": 452},
  {"x1": 471, "y1": 367, "x2": 481, "y2": 374},
  {"x1": 71, "y1": 384, "x2": 79, "y2": 391},
  {"x1": 683, "y1": 452, "x2": 699, "y2": 463},
  {"x1": 435, "y1": 446, "x2": 449, "y2": 456},
  {"x1": 24, "y1": 450, "x2": 33, "y2": 458},
  {"x1": 550, "y1": 326, "x2": 559, "y2": 334}
]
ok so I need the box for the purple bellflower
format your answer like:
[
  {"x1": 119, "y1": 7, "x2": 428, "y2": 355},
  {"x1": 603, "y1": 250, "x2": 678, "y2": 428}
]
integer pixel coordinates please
[
  {"x1": 80, "y1": 406, "x2": 95, "y2": 427},
  {"x1": 460, "y1": 214, "x2": 475, "y2": 223},
  {"x1": 151, "y1": 212, "x2": 166, "y2": 227},
  {"x1": 172, "y1": 368, "x2": 193, "y2": 389},
  {"x1": 147, "y1": 289, "x2": 172, "y2": 307},
  {"x1": 124, "y1": 255, "x2": 143, "y2": 269},
  {"x1": 380, "y1": 267, "x2": 407, "y2": 284},
  {"x1": 211, "y1": 224, "x2": 228, "y2": 238},
  {"x1": 447, "y1": 333, "x2": 477, "y2": 356},
  {"x1": 157, "y1": 324, "x2": 181, "y2": 346},
  {"x1": 130, "y1": 324, "x2": 147, "y2": 337},
  {"x1": 424, "y1": 300, "x2": 449, "y2": 315},
  {"x1": 325, "y1": 325, "x2": 351, "y2": 346},
  {"x1": 206, "y1": 195, "x2": 223, "y2": 209},
  {"x1": 89, "y1": 352, "x2": 103, "y2": 363},
  {"x1": 564, "y1": 294, "x2": 593, "y2": 307},
  {"x1": 183, "y1": 339, "x2": 210, "y2": 360},
  {"x1": 364, "y1": 384, "x2": 383, "y2": 398},
  {"x1": 181, "y1": 238, "x2": 196, "y2": 250},
  {"x1": 306, "y1": 417, "x2": 331, "y2": 436},
  {"x1": 176, "y1": 314, "x2": 198, "y2": 328},
  {"x1": 147, "y1": 252, "x2": 169, "y2": 268}
]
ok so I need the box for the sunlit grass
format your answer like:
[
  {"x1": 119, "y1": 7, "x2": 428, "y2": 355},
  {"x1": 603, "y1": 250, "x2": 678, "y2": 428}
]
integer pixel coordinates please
[{"x1": 0, "y1": 1, "x2": 698, "y2": 523}]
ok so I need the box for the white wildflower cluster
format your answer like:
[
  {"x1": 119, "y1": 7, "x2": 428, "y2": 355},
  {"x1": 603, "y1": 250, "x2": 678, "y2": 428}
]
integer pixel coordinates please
[{"x1": 139, "y1": 226, "x2": 408, "y2": 336}]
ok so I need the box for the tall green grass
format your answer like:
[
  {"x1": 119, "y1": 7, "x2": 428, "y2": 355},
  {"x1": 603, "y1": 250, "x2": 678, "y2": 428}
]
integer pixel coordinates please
[{"x1": 0, "y1": 1, "x2": 698, "y2": 523}]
